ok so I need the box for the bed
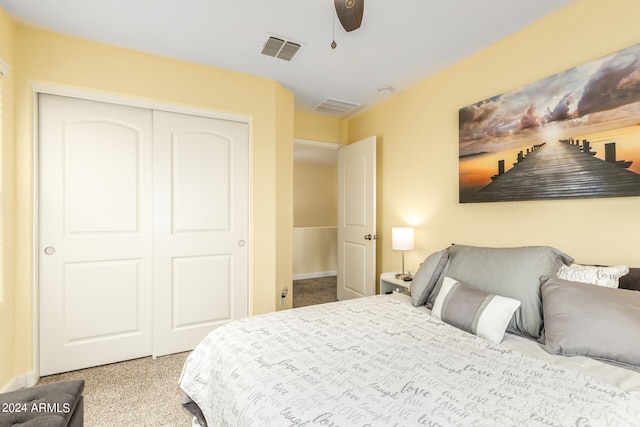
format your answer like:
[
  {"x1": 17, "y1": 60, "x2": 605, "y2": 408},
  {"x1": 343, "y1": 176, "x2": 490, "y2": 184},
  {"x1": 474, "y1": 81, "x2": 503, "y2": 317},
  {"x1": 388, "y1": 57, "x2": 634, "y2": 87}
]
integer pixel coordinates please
[{"x1": 179, "y1": 245, "x2": 640, "y2": 426}]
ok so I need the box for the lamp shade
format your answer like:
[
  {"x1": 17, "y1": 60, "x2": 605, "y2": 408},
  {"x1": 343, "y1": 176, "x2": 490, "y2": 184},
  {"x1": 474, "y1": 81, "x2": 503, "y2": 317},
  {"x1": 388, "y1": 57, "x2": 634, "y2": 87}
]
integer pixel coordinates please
[{"x1": 391, "y1": 227, "x2": 414, "y2": 251}]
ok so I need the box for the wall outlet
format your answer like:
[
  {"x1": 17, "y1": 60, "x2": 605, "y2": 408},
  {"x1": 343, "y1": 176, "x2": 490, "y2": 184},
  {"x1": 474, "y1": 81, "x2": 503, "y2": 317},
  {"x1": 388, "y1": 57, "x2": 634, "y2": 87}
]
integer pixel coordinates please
[{"x1": 280, "y1": 287, "x2": 289, "y2": 306}]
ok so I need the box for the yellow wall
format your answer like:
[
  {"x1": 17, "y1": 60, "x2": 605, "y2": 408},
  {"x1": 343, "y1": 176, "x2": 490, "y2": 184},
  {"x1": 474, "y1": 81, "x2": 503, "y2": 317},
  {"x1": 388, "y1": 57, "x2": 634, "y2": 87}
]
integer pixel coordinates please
[
  {"x1": 294, "y1": 110, "x2": 346, "y2": 144},
  {"x1": 0, "y1": 7, "x2": 16, "y2": 391},
  {"x1": 293, "y1": 163, "x2": 338, "y2": 227},
  {"x1": 348, "y1": 0, "x2": 640, "y2": 276},
  {"x1": 293, "y1": 227, "x2": 337, "y2": 277},
  {"x1": 6, "y1": 23, "x2": 293, "y2": 385},
  {"x1": 292, "y1": 163, "x2": 338, "y2": 280}
]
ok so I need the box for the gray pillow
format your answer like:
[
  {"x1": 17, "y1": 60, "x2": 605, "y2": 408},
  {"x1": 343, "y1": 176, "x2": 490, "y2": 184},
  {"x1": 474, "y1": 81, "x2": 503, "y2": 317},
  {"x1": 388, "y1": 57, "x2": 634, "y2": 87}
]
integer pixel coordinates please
[
  {"x1": 432, "y1": 277, "x2": 521, "y2": 344},
  {"x1": 542, "y1": 277, "x2": 640, "y2": 368},
  {"x1": 410, "y1": 249, "x2": 449, "y2": 307},
  {"x1": 427, "y1": 245, "x2": 573, "y2": 339}
]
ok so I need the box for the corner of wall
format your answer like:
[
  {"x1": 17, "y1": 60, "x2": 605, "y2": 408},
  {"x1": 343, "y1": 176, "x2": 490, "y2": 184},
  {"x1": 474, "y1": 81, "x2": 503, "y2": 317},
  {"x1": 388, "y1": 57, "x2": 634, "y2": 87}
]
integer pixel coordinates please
[
  {"x1": 0, "y1": 4, "x2": 17, "y2": 396},
  {"x1": 275, "y1": 84, "x2": 294, "y2": 311}
]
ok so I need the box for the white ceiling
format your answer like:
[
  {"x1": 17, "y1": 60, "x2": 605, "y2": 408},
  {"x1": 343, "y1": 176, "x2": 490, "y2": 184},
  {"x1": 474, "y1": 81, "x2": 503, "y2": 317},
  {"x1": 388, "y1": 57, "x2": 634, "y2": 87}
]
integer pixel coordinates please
[{"x1": 0, "y1": 0, "x2": 574, "y2": 117}]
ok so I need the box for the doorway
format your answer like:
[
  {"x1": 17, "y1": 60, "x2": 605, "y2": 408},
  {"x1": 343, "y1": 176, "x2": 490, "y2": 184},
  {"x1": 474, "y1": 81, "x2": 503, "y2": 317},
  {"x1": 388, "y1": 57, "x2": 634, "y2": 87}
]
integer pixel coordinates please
[
  {"x1": 292, "y1": 137, "x2": 377, "y2": 306},
  {"x1": 292, "y1": 139, "x2": 340, "y2": 307}
]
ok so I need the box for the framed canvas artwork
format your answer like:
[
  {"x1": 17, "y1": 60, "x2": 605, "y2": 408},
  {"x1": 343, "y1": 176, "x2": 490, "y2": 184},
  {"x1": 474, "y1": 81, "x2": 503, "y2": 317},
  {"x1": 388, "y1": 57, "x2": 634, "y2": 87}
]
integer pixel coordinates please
[{"x1": 459, "y1": 43, "x2": 640, "y2": 203}]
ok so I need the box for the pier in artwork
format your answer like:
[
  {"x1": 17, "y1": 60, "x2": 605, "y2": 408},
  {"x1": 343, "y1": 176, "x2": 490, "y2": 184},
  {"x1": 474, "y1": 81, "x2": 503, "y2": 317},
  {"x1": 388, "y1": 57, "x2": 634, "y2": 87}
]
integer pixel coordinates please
[{"x1": 468, "y1": 139, "x2": 640, "y2": 202}]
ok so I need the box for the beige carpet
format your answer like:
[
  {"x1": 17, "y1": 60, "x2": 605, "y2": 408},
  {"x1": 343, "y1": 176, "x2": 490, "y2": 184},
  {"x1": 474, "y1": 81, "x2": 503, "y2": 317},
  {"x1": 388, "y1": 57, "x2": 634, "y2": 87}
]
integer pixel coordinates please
[
  {"x1": 293, "y1": 275, "x2": 338, "y2": 308},
  {"x1": 37, "y1": 352, "x2": 193, "y2": 426}
]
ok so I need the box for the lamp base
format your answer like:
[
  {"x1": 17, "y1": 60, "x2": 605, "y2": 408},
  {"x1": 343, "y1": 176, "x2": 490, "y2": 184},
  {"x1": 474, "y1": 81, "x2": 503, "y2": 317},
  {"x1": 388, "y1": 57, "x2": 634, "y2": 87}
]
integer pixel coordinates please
[{"x1": 395, "y1": 273, "x2": 412, "y2": 280}]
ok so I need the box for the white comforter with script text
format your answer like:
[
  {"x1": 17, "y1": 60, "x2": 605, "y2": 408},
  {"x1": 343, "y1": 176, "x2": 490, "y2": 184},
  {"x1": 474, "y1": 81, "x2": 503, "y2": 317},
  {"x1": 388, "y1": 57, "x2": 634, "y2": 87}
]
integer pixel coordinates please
[{"x1": 180, "y1": 295, "x2": 640, "y2": 427}]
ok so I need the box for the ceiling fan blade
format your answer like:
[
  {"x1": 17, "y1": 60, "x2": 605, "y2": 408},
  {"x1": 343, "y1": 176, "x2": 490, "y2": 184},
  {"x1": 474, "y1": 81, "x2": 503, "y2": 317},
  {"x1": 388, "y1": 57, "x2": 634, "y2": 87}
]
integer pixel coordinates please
[{"x1": 334, "y1": 0, "x2": 364, "y2": 32}]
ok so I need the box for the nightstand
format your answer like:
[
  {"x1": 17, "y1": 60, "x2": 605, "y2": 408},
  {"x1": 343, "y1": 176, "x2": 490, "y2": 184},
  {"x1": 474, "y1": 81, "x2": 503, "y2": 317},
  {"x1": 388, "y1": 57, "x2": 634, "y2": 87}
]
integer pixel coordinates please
[{"x1": 380, "y1": 272, "x2": 412, "y2": 295}]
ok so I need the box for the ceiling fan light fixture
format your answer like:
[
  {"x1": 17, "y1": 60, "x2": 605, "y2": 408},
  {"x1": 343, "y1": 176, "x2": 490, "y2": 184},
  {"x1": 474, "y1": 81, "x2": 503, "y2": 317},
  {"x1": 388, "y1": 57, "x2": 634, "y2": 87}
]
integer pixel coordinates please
[{"x1": 334, "y1": 0, "x2": 364, "y2": 32}]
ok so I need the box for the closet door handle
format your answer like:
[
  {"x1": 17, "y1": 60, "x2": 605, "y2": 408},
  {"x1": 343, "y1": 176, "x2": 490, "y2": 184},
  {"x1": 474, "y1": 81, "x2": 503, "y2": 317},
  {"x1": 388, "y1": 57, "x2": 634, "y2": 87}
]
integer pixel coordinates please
[{"x1": 44, "y1": 246, "x2": 56, "y2": 255}]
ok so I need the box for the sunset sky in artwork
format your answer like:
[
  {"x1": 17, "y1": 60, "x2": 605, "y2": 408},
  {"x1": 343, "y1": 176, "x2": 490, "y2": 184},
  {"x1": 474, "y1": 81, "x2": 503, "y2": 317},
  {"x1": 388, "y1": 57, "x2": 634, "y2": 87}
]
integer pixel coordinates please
[
  {"x1": 459, "y1": 42, "x2": 640, "y2": 194},
  {"x1": 459, "y1": 43, "x2": 640, "y2": 155}
]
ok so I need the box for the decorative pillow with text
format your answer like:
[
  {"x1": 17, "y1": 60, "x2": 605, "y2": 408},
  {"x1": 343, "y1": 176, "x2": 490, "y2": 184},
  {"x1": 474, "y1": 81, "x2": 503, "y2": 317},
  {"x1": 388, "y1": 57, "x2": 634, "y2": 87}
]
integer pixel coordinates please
[{"x1": 557, "y1": 264, "x2": 629, "y2": 288}]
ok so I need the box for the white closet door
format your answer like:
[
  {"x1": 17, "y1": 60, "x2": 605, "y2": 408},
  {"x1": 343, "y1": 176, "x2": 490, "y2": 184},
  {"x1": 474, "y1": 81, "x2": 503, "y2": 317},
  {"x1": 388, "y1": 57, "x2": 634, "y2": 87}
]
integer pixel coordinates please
[
  {"x1": 39, "y1": 94, "x2": 154, "y2": 375},
  {"x1": 39, "y1": 95, "x2": 249, "y2": 375},
  {"x1": 152, "y1": 110, "x2": 249, "y2": 356}
]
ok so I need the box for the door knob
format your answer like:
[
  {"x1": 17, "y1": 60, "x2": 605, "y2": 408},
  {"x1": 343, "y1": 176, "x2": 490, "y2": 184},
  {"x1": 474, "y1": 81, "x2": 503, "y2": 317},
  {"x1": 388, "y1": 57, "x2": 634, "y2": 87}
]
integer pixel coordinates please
[
  {"x1": 44, "y1": 246, "x2": 56, "y2": 255},
  {"x1": 364, "y1": 234, "x2": 372, "y2": 240}
]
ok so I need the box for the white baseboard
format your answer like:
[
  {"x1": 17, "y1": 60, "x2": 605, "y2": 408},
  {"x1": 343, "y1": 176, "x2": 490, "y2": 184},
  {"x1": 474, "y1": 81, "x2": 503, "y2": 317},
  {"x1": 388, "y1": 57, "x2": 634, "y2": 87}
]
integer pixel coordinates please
[
  {"x1": 293, "y1": 271, "x2": 337, "y2": 281},
  {"x1": 0, "y1": 377, "x2": 19, "y2": 393},
  {"x1": 25, "y1": 371, "x2": 39, "y2": 388},
  {"x1": 1, "y1": 371, "x2": 39, "y2": 393}
]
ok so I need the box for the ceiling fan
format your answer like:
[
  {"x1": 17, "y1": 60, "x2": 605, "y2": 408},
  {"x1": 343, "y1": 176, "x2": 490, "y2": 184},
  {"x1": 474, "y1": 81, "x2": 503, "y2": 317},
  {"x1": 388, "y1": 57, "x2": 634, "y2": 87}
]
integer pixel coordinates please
[{"x1": 334, "y1": 0, "x2": 364, "y2": 32}]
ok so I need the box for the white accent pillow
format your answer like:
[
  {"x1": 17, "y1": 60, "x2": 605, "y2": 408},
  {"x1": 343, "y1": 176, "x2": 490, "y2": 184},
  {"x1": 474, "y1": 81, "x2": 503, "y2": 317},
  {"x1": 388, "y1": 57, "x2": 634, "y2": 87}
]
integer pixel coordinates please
[
  {"x1": 557, "y1": 264, "x2": 629, "y2": 288},
  {"x1": 432, "y1": 277, "x2": 521, "y2": 344}
]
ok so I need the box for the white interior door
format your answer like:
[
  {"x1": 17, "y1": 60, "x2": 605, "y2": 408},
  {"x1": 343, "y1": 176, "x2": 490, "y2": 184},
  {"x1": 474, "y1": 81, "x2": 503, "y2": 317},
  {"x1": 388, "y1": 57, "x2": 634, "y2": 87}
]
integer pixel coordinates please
[
  {"x1": 337, "y1": 136, "x2": 376, "y2": 300},
  {"x1": 39, "y1": 94, "x2": 154, "y2": 375},
  {"x1": 152, "y1": 110, "x2": 248, "y2": 356}
]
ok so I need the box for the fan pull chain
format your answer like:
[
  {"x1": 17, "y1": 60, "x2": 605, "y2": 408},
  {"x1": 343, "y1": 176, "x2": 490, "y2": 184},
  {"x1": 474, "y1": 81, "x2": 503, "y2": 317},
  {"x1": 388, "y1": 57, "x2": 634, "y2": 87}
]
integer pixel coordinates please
[{"x1": 331, "y1": 8, "x2": 337, "y2": 49}]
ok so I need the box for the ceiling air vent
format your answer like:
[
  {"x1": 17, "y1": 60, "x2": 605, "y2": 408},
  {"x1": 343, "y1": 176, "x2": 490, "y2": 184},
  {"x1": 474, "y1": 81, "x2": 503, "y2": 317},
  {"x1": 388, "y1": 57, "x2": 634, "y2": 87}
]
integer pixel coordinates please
[
  {"x1": 310, "y1": 98, "x2": 362, "y2": 117},
  {"x1": 261, "y1": 36, "x2": 302, "y2": 61}
]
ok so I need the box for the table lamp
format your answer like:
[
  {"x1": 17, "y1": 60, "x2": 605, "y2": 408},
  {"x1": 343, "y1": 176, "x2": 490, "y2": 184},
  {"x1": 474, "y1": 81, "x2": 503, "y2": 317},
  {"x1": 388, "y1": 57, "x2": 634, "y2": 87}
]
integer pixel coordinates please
[{"x1": 392, "y1": 227, "x2": 414, "y2": 280}]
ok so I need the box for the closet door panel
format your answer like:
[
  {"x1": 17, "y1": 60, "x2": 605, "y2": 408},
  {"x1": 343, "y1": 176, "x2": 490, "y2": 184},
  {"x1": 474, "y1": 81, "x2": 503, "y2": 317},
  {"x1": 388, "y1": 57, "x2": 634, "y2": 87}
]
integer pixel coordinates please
[
  {"x1": 152, "y1": 110, "x2": 249, "y2": 357},
  {"x1": 172, "y1": 255, "x2": 231, "y2": 328},
  {"x1": 172, "y1": 131, "x2": 231, "y2": 232},
  {"x1": 39, "y1": 94, "x2": 153, "y2": 376},
  {"x1": 64, "y1": 121, "x2": 140, "y2": 233}
]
